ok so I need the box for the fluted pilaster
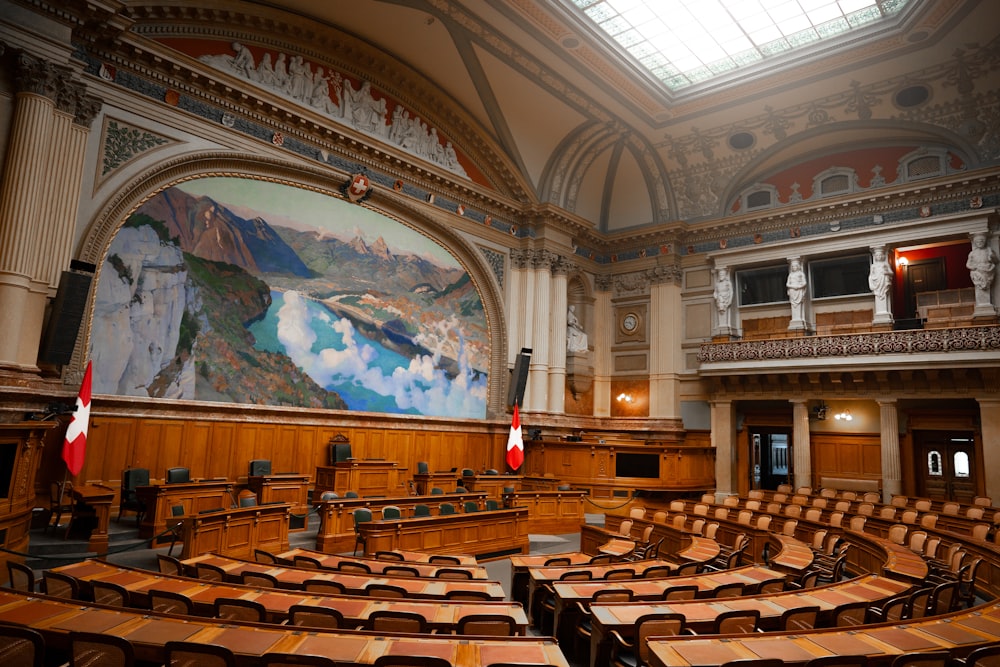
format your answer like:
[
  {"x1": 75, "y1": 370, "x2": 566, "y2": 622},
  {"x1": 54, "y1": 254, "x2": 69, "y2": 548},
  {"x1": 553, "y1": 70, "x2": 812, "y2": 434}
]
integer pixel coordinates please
[
  {"x1": 791, "y1": 398, "x2": 812, "y2": 491},
  {"x1": 877, "y1": 399, "x2": 901, "y2": 502}
]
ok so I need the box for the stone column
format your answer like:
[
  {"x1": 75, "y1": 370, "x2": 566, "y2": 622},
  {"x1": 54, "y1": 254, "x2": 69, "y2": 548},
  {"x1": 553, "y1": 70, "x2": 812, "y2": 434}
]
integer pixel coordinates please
[
  {"x1": 791, "y1": 398, "x2": 812, "y2": 491},
  {"x1": 0, "y1": 52, "x2": 66, "y2": 367},
  {"x1": 711, "y1": 399, "x2": 737, "y2": 499},
  {"x1": 648, "y1": 264, "x2": 683, "y2": 418},
  {"x1": 35, "y1": 89, "x2": 101, "y2": 289},
  {"x1": 592, "y1": 275, "x2": 612, "y2": 417},
  {"x1": 547, "y1": 256, "x2": 568, "y2": 414},
  {"x1": 977, "y1": 398, "x2": 1000, "y2": 502},
  {"x1": 507, "y1": 250, "x2": 533, "y2": 405},
  {"x1": 527, "y1": 250, "x2": 553, "y2": 412},
  {"x1": 877, "y1": 399, "x2": 902, "y2": 502}
]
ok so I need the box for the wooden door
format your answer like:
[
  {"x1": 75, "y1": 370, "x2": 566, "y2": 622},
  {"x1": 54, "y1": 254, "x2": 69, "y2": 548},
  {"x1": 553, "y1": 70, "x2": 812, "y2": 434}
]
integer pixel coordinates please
[
  {"x1": 916, "y1": 430, "x2": 977, "y2": 503},
  {"x1": 902, "y1": 257, "x2": 946, "y2": 319}
]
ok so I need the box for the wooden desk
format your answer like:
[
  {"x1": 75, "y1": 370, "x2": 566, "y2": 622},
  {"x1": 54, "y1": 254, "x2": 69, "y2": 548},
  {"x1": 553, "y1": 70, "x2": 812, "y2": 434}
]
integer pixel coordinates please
[
  {"x1": 509, "y1": 552, "x2": 596, "y2": 606},
  {"x1": 581, "y1": 521, "x2": 696, "y2": 562},
  {"x1": 676, "y1": 536, "x2": 722, "y2": 564},
  {"x1": 0, "y1": 588, "x2": 569, "y2": 666},
  {"x1": 135, "y1": 479, "x2": 233, "y2": 542},
  {"x1": 502, "y1": 489, "x2": 588, "y2": 532},
  {"x1": 545, "y1": 565, "x2": 786, "y2": 644},
  {"x1": 526, "y1": 558, "x2": 681, "y2": 625},
  {"x1": 412, "y1": 471, "x2": 460, "y2": 494},
  {"x1": 767, "y1": 533, "x2": 815, "y2": 573},
  {"x1": 52, "y1": 560, "x2": 526, "y2": 633},
  {"x1": 357, "y1": 507, "x2": 530, "y2": 559},
  {"x1": 182, "y1": 554, "x2": 507, "y2": 599},
  {"x1": 646, "y1": 601, "x2": 1000, "y2": 667},
  {"x1": 246, "y1": 473, "x2": 310, "y2": 529},
  {"x1": 274, "y1": 547, "x2": 489, "y2": 578},
  {"x1": 180, "y1": 503, "x2": 290, "y2": 560},
  {"x1": 589, "y1": 574, "x2": 911, "y2": 667},
  {"x1": 313, "y1": 491, "x2": 488, "y2": 552},
  {"x1": 70, "y1": 483, "x2": 115, "y2": 554},
  {"x1": 315, "y1": 460, "x2": 404, "y2": 497},
  {"x1": 462, "y1": 473, "x2": 521, "y2": 500}
]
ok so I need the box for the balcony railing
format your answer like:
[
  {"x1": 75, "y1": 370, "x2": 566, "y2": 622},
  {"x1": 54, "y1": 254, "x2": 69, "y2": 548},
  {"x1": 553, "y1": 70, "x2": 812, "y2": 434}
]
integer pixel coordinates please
[{"x1": 698, "y1": 325, "x2": 1000, "y2": 364}]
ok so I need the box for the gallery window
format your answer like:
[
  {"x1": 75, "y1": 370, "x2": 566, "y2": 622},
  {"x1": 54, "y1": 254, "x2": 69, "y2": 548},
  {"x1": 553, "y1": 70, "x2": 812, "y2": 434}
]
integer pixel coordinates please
[
  {"x1": 809, "y1": 254, "x2": 871, "y2": 298},
  {"x1": 737, "y1": 265, "x2": 788, "y2": 306}
]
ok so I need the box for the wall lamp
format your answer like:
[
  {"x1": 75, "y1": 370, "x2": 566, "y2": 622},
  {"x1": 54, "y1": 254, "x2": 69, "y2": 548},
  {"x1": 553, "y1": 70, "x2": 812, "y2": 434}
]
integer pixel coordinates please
[
  {"x1": 834, "y1": 409, "x2": 853, "y2": 421},
  {"x1": 616, "y1": 393, "x2": 634, "y2": 403}
]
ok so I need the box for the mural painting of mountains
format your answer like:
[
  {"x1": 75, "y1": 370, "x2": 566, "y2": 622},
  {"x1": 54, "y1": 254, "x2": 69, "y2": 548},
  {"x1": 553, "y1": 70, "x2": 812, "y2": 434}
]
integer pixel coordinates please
[
  {"x1": 275, "y1": 226, "x2": 466, "y2": 297},
  {"x1": 97, "y1": 177, "x2": 489, "y2": 419},
  {"x1": 136, "y1": 187, "x2": 312, "y2": 277}
]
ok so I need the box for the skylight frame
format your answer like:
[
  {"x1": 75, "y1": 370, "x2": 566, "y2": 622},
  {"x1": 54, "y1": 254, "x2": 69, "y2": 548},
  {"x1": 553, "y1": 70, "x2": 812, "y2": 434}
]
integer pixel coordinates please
[{"x1": 567, "y1": 0, "x2": 913, "y2": 92}]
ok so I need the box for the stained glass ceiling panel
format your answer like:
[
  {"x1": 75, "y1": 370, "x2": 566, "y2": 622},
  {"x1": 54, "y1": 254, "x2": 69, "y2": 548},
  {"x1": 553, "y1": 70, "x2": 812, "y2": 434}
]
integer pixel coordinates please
[{"x1": 568, "y1": 0, "x2": 912, "y2": 91}]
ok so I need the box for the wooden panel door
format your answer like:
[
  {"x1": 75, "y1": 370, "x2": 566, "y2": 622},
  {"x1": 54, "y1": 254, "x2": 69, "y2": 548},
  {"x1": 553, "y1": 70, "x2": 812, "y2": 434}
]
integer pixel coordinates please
[
  {"x1": 916, "y1": 430, "x2": 977, "y2": 503},
  {"x1": 903, "y1": 257, "x2": 946, "y2": 319}
]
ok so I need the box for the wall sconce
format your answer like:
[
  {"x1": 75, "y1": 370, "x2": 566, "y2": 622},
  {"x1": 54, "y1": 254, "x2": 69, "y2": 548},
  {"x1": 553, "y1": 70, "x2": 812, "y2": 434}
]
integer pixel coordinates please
[
  {"x1": 616, "y1": 393, "x2": 633, "y2": 403},
  {"x1": 811, "y1": 402, "x2": 827, "y2": 420},
  {"x1": 834, "y1": 409, "x2": 853, "y2": 421}
]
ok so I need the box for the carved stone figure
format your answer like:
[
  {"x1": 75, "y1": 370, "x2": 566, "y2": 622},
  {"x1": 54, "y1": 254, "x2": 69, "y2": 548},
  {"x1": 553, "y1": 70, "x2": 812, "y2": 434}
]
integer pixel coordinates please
[
  {"x1": 868, "y1": 246, "x2": 893, "y2": 319},
  {"x1": 786, "y1": 258, "x2": 807, "y2": 326},
  {"x1": 967, "y1": 233, "x2": 999, "y2": 309},
  {"x1": 713, "y1": 267, "x2": 733, "y2": 329},
  {"x1": 566, "y1": 305, "x2": 588, "y2": 353}
]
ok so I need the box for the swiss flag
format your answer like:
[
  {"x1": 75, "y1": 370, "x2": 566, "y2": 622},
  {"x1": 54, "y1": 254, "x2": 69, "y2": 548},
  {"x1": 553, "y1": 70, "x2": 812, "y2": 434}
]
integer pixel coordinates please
[
  {"x1": 62, "y1": 361, "x2": 92, "y2": 476},
  {"x1": 505, "y1": 403, "x2": 524, "y2": 471}
]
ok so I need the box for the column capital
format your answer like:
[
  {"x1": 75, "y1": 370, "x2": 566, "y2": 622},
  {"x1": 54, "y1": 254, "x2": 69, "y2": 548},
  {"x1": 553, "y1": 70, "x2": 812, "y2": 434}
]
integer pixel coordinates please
[
  {"x1": 594, "y1": 274, "x2": 612, "y2": 292},
  {"x1": 646, "y1": 263, "x2": 682, "y2": 285},
  {"x1": 551, "y1": 254, "x2": 573, "y2": 276},
  {"x1": 73, "y1": 93, "x2": 103, "y2": 128},
  {"x1": 531, "y1": 249, "x2": 557, "y2": 271},
  {"x1": 12, "y1": 51, "x2": 71, "y2": 102},
  {"x1": 510, "y1": 248, "x2": 531, "y2": 269}
]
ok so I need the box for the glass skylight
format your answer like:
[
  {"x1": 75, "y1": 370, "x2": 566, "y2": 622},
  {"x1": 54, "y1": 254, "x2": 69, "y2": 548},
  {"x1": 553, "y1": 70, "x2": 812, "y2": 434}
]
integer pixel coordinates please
[{"x1": 569, "y1": 0, "x2": 911, "y2": 91}]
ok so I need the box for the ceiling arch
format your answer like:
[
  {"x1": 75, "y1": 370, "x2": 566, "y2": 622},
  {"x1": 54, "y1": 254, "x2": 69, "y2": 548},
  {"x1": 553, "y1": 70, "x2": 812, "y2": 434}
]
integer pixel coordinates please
[{"x1": 719, "y1": 119, "x2": 986, "y2": 216}]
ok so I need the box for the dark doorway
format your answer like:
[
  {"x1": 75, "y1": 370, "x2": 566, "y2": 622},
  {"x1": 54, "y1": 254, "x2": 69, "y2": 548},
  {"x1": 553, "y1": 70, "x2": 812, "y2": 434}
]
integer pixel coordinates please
[
  {"x1": 902, "y1": 257, "x2": 946, "y2": 319},
  {"x1": 750, "y1": 427, "x2": 792, "y2": 491},
  {"x1": 915, "y1": 430, "x2": 976, "y2": 503}
]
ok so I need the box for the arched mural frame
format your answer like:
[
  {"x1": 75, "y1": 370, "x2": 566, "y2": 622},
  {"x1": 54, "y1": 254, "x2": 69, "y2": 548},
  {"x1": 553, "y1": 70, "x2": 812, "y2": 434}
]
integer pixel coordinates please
[{"x1": 74, "y1": 151, "x2": 508, "y2": 419}]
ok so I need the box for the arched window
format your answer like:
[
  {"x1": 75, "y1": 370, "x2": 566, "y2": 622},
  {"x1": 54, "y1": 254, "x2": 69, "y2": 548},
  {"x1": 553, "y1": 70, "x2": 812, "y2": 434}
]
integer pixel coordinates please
[
  {"x1": 898, "y1": 147, "x2": 953, "y2": 182},
  {"x1": 812, "y1": 167, "x2": 858, "y2": 198},
  {"x1": 738, "y1": 183, "x2": 779, "y2": 212},
  {"x1": 927, "y1": 451, "x2": 942, "y2": 476},
  {"x1": 953, "y1": 451, "x2": 970, "y2": 478}
]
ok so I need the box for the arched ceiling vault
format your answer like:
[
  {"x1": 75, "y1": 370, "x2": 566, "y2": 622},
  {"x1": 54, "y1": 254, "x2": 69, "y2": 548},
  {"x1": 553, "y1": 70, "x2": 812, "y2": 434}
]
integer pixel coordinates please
[{"x1": 100, "y1": 0, "x2": 1000, "y2": 237}]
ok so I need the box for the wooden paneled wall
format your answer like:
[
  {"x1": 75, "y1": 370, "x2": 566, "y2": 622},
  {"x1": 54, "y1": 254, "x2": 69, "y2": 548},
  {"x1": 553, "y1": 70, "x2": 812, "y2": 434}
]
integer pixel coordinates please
[
  {"x1": 40, "y1": 409, "x2": 508, "y2": 511},
  {"x1": 810, "y1": 431, "x2": 882, "y2": 489}
]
